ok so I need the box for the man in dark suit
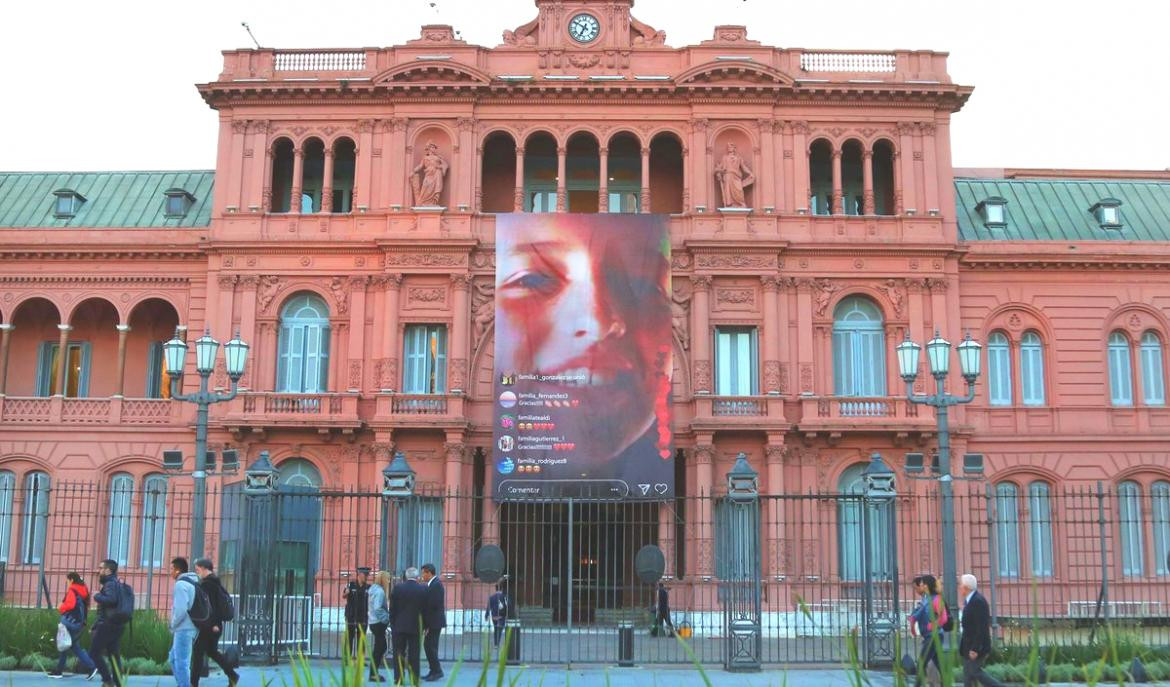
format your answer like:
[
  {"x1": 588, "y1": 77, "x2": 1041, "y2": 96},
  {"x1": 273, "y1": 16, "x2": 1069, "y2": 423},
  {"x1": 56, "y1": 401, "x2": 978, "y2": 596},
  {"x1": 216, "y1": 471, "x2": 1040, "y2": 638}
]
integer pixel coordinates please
[
  {"x1": 389, "y1": 567, "x2": 426, "y2": 685},
  {"x1": 958, "y1": 574, "x2": 1006, "y2": 687},
  {"x1": 420, "y1": 563, "x2": 446, "y2": 682},
  {"x1": 653, "y1": 581, "x2": 674, "y2": 637}
]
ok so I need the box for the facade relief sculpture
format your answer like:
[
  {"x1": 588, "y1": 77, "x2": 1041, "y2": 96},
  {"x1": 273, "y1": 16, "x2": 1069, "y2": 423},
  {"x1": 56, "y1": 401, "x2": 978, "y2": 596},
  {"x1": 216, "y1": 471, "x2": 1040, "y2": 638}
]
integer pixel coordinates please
[
  {"x1": 714, "y1": 142, "x2": 754, "y2": 208},
  {"x1": 410, "y1": 141, "x2": 449, "y2": 207}
]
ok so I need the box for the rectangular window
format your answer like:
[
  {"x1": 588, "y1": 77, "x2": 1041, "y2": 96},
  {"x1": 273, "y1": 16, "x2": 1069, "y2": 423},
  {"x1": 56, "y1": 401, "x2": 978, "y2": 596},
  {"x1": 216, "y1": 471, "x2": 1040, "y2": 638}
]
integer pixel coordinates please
[
  {"x1": 715, "y1": 499, "x2": 759, "y2": 581},
  {"x1": 395, "y1": 497, "x2": 443, "y2": 575},
  {"x1": 0, "y1": 472, "x2": 13, "y2": 563},
  {"x1": 1141, "y1": 337, "x2": 1166, "y2": 406},
  {"x1": 607, "y1": 191, "x2": 640, "y2": 213},
  {"x1": 988, "y1": 340, "x2": 1012, "y2": 406},
  {"x1": 527, "y1": 191, "x2": 557, "y2": 213},
  {"x1": 140, "y1": 477, "x2": 168, "y2": 567},
  {"x1": 403, "y1": 324, "x2": 448, "y2": 394},
  {"x1": 715, "y1": 327, "x2": 758, "y2": 396},
  {"x1": 995, "y1": 486, "x2": 1021, "y2": 578},
  {"x1": 145, "y1": 342, "x2": 172, "y2": 399},
  {"x1": 22, "y1": 473, "x2": 49, "y2": 565},
  {"x1": 1109, "y1": 340, "x2": 1134, "y2": 406},
  {"x1": 107, "y1": 477, "x2": 133, "y2": 566},
  {"x1": 1153, "y1": 484, "x2": 1170, "y2": 577},
  {"x1": 1119, "y1": 485, "x2": 1144, "y2": 577},
  {"x1": 833, "y1": 330, "x2": 887, "y2": 397},
  {"x1": 1028, "y1": 483, "x2": 1054, "y2": 577},
  {"x1": 1020, "y1": 341, "x2": 1045, "y2": 406},
  {"x1": 36, "y1": 341, "x2": 91, "y2": 397}
]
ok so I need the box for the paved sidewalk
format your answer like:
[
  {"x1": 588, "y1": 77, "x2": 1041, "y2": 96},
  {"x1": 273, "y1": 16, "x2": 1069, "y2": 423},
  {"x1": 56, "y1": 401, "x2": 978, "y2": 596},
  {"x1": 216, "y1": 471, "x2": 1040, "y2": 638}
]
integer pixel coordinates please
[{"x1": 0, "y1": 664, "x2": 893, "y2": 687}]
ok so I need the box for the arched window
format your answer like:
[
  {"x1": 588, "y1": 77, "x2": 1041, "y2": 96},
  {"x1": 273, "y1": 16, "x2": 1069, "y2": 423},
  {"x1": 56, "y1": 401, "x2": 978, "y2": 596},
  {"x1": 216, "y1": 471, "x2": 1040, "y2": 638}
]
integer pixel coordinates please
[
  {"x1": 809, "y1": 139, "x2": 833, "y2": 215},
  {"x1": 1141, "y1": 331, "x2": 1166, "y2": 406},
  {"x1": 523, "y1": 132, "x2": 557, "y2": 212},
  {"x1": 1108, "y1": 331, "x2": 1134, "y2": 406},
  {"x1": 22, "y1": 472, "x2": 49, "y2": 564},
  {"x1": 480, "y1": 132, "x2": 517, "y2": 213},
  {"x1": 1119, "y1": 481, "x2": 1144, "y2": 577},
  {"x1": 649, "y1": 132, "x2": 684, "y2": 214},
  {"x1": 277, "y1": 458, "x2": 323, "y2": 490},
  {"x1": 607, "y1": 133, "x2": 641, "y2": 213},
  {"x1": 841, "y1": 140, "x2": 864, "y2": 215},
  {"x1": 1028, "y1": 481, "x2": 1054, "y2": 577},
  {"x1": 0, "y1": 471, "x2": 13, "y2": 563},
  {"x1": 300, "y1": 138, "x2": 325, "y2": 213},
  {"x1": 987, "y1": 331, "x2": 1012, "y2": 406},
  {"x1": 1020, "y1": 331, "x2": 1046, "y2": 406},
  {"x1": 837, "y1": 463, "x2": 894, "y2": 582},
  {"x1": 994, "y1": 482, "x2": 1020, "y2": 578},
  {"x1": 140, "y1": 474, "x2": 167, "y2": 567},
  {"x1": 330, "y1": 138, "x2": 356, "y2": 213},
  {"x1": 566, "y1": 132, "x2": 600, "y2": 213},
  {"x1": 269, "y1": 138, "x2": 295, "y2": 213},
  {"x1": 871, "y1": 140, "x2": 896, "y2": 215},
  {"x1": 107, "y1": 474, "x2": 133, "y2": 566},
  {"x1": 277, "y1": 294, "x2": 331, "y2": 393},
  {"x1": 1153, "y1": 481, "x2": 1170, "y2": 577},
  {"x1": 833, "y1": 297, "x2": 886, "y2": 397}
]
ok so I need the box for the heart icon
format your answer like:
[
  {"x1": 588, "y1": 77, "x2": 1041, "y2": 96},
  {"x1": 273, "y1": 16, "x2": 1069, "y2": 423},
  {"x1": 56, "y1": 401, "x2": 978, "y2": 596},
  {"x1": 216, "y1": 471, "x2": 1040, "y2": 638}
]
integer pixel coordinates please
[
  {"x1": 571, "y1": 399, "x2": 580, "y2": 407},
  {"x1": 654, "y1": 484, "x2": 668, "y2": 495}
]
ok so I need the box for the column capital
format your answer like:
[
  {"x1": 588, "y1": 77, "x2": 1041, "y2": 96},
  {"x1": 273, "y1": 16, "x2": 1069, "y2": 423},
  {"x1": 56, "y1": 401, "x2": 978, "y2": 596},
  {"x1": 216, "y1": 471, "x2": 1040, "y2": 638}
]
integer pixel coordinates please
[
  {"x1": 556, "y1": 146, "x2": 567, "y2": 156},
  {"x1": 599, "y1": 147, "x2": 609, "y2": 155},
  {"x1": 692, "y1": 444, "x2": 715, "y2": 465},
  {"x1": 765, "y1": 444, "x2": 787, "y2": 465},
  {"x1": 760, "y1": 275, "x2": 783, "y2": 292},
  {"x1": 690, "y1": 275, "x2": 712, "y2": 291},
  {"x1": 450, "y1": 273, "x2": 471, "y2": 290},
  {"x1": 641, "y1": 147, "x2": 650, "y2": 157},
  {"x1": 385, "y1": 273, "x2": 404, "y2": 288}
]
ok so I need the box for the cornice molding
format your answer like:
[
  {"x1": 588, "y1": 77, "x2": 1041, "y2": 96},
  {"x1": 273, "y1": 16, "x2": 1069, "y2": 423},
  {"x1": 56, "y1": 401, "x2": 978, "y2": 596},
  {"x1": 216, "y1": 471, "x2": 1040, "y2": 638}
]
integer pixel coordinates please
[
  {"x1": 0, "y1": 275, "x2": 191, "y2": 285},
  {"x1": 0, "y1": 248, "x2": 205, "y2": 260}
]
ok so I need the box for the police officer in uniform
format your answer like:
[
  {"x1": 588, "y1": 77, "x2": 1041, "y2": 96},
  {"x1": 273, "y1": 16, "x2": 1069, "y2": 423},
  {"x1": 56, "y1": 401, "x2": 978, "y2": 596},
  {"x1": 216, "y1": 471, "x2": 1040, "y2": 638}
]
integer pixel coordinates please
[{"x1": 343, "y1": 566, "x2": 371, "y2": 660}]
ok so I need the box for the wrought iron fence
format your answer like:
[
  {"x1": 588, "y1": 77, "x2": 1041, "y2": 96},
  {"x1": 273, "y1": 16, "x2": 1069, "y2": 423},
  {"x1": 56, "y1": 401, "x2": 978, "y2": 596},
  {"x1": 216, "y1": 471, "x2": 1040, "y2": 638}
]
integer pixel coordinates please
[{"x1": 0, "y1": 478, "x2": 1167, "y2": 666}]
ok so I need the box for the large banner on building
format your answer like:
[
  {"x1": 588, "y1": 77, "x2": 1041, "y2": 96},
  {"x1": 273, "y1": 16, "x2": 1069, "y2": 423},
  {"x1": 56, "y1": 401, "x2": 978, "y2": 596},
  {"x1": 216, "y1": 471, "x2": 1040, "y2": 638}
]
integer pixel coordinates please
[{"x1": 492, "y1": 214, "x2": 674, "y2": 500}]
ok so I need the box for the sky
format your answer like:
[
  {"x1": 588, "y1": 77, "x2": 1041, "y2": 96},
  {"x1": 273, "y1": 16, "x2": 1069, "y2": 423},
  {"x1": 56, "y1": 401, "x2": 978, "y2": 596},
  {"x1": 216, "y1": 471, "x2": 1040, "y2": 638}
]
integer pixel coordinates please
[{"x1": 3, "y1": 0, "x2": 1167, "y2": 172}]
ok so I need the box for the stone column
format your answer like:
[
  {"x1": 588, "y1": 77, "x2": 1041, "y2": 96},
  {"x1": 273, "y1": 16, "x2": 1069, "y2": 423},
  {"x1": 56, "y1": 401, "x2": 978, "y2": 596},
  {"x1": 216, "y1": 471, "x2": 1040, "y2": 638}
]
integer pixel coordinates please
[
  {"x1": 921, "y1": 123, "x2": 939, "y2": 212},
  {"x1": 513, "y1": 146, "x2": 526, "y2": 212},
  {"x1": 830, "y1": 147, "x2": 843, "y2": 215},
  {"x1": 892, "y1": 151, "x2": 904, "y2": 215},
  {"x1": 693, "y1": 442, "x2": 716, "y2": 577},
  {"x1": 758, "y1": 119, "x2": 776, "y2": 211},
  {"x1": 261, "y1": 142, "x2": 274, "y2": 212},
  {"x1": 790, "y1": 121, "x2": 809, "y2": 212},
  {"x1": 640, "y1": 146, "x2": 651, "y2": 213},
  {"x1": 388, "y1": 119, "x2": 409, "y2": 209},
  {"x1": 556, "y1": 146, "x2": 567, "y2": 212},
  {"x1": 862, "y1": 149, "x2": 874, "y2": 215},
  {"x1": 896, "y1": 123, "x2": 915, "y2": 214},
  {"x1": 114, "y1": 324, "x2": 130, "y2": 398},
  {"x1": 321, "y1": 148, "x2": 335, "y2": 213},
  {"x1": 690, "y1": 276, "x2": 712, "y2": 394},
  {"x1": 380, "y1": 274, "x2": 403, "y2": 392},
  {"x1": 442, "y1": 439, "x2": 467, "y2": 574},
  {"x1": 449, "y1": 274, "x2": 470, "y2": 394},
  {"x1": 237, "y1": 276, "x2": 259, "y2": 390},
  {"x1": 796, "y1": 280, "x2": 815, "y2": 395},
  {"x1": 761, "y1": 276, "x2": 782, "y2": 394},
  {"x1": 347, "y1": 277, "x2": 368, "y2": 392},
  {"x1": 0, "y1": 324, "x2": 14, "y2": 396},
  {"x1": 457, "y1": 118, "x2": 476, "y2": 210},
  {"x1": 681, "y1": 144, "x2": 691, "y2": 213},
  {"x1": 598, "y1": 147, "x2": 609, "y2": 212},
  {"x1": 289, "y1": 146, "x2": 304, "y2": 214},
  {"x1": 691, "y1": 119, "x2": 709, "y2": 210},
  {"x1": 55, "y1": 324, "x2": 72, "y2": 396}
]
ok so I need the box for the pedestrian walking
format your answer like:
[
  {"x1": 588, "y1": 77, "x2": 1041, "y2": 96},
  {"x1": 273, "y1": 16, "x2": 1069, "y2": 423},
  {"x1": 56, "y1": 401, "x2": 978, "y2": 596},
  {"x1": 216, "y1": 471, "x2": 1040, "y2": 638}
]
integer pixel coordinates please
[
  {"x1": 91, "y1": 559, "x2": 131, "y2": 687},
  {"x1": 389, "y1": 567, "x2": 426, "y2": 685},
  {"x1": 368, "y1": 571, "x2": 392, "y2": 682},
  {"x1": 48, "y1": 572, "x2": 98, "y2": 679},
  {"x1": 485, "y1": 581, "x2": 509, "y2": 649},
  {"x1": 169, "y1": 557, "x2": 204, "y2": 687},
  {"x1": 909, "y1": 575, "x2": 948, "y2": 687},
  {"x1": 191, "y1": 558, "x2": 240, "y2": 687},
  {"x1": 420, "y1": 563, "x2": 446, "y2": 682},
  {"x1": 343, "y1": 566, "x2": 371, "y2": 660},
  {"x1": 958, "y1": 574, "x2": 1006, "y2": 687},
  {"x1": 652, "y1": 581, "x2": 674, "y2": 637}
]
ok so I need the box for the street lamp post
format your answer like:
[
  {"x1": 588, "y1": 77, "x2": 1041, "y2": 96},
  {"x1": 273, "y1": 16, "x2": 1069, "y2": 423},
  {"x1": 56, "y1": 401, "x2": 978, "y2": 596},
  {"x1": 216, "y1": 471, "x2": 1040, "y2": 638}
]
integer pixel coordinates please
[
  {"x1": 380, "y1": 451, "x2": 417, "y2": 572},
  {"x1": 896, "y1": 331, "x2": 982, "y2": 611},
  {"x1": 163, "y1": 328, "x2": 250, "y2": 560}
]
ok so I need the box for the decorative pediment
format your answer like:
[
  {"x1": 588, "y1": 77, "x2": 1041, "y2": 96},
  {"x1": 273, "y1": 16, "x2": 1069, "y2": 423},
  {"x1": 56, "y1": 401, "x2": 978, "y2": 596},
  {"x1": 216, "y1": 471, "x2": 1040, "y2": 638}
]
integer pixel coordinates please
[
  {"x1": 372, "y1": 61, "x2": 492, "y2": 88},
  {"x1": 406, "y1": 24, "x2": 467, "y2": 46},
  {"x1": 674, "y1": 60, "x2": 794, "y2": 89},
  {"x1": 700, "y1": 25, "x2": 761, "y2": 46}
]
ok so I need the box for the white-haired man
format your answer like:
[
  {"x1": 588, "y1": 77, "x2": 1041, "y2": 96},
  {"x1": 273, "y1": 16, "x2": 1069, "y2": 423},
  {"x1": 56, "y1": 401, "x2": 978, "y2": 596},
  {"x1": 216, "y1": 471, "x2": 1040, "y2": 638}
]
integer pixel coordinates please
[
  {"x1": 958, "y1": 574, "x2": 1006, "y2": 687},
  {"x1": 389, "y1": 567, "x2": 426, "y2": 684}
]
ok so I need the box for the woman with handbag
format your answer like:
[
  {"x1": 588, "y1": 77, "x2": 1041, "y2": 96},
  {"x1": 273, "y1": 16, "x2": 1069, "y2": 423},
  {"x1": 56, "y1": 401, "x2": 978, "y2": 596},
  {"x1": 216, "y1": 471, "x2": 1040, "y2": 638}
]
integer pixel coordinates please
[
  {"x1": 48, "y1": 572, "x2": 98, "y2": 679},
  {"x1": 367, "y1": 571, "x2": 392, "y2": 683}
]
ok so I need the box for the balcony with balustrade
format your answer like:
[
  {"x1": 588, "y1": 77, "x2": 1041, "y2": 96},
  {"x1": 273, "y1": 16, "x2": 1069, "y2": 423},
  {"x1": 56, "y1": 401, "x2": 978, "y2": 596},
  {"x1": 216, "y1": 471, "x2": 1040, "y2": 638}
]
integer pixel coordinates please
[
  {"x1": 219, "y1": 392, "x2": 361, "y2": 434},
  {"x1": 0, "y1": 396, "x2": 183, "y2": 427},
  {"x1": 371, "y1": 393, "x2": 468, "y2": 429},
  {"x1": 796, "y1": 396, "x2": 934, "y2": 441},
  {"x1": 691, "y1": 395, "x2": 788, "y2": 431}
]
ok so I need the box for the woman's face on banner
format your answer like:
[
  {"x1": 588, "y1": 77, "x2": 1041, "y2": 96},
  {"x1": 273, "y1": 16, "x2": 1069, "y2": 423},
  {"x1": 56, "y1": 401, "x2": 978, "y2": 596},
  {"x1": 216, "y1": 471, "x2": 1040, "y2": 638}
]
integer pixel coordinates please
[{"x1": 497, "y1": 217, "x2": 671, "y2": 461}]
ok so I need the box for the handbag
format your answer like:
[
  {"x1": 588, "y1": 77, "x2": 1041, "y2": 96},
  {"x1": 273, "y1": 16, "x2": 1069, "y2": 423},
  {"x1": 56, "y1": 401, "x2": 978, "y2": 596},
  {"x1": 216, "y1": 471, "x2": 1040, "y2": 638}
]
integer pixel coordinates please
[{"x1": 56, "y1": 622, "x2": 73, "y2": 652}]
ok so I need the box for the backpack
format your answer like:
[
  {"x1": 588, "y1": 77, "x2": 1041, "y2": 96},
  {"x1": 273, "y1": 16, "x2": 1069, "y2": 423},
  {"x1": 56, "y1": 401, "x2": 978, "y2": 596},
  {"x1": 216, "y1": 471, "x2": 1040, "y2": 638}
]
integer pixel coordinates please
[
  {"x1": 111, "y1": 581, "x2": 135, "y2": 624},
  {"x1": 212, "y1": 583, "x2": 235, "y2": 623},
  {"x1": 180, "y1": 578, "x2": 214, "y2": 629},
  {"x1": 941, "y1": 604, "x2": 956, "y2": 633}
]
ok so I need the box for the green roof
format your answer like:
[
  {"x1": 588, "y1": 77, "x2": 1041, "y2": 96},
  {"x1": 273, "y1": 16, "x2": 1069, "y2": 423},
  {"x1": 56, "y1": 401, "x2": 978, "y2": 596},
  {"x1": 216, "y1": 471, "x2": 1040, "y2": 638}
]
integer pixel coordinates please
[
  {"x1": 956, "y1": 177, "x2": 1170, "y2": 242},
  {"x1": 0, "y1": 171, "x2": 213, "y2": 228}
]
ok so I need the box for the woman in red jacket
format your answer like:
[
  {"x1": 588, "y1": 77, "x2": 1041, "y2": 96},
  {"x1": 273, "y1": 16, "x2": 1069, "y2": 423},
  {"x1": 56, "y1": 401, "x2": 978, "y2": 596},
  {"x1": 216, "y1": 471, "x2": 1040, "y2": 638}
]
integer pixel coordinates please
[{"x1": 48, "y1": 572, "x2": 98, "y2": 679}]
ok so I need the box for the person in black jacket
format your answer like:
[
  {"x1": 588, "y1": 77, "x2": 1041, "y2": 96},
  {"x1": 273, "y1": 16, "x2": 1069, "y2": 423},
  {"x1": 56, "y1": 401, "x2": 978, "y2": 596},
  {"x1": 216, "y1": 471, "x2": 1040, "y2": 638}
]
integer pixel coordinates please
[
  {"x1": 653, "y1": 581, "x2": 674, "y2": 637},
  {"x1": 958, "y1": 574, "x2": 1006, "y2": 687},
  {"x1": 419, "y1": 563, "x2": 446, "y2": 682},
  {"x1": 485, "y1": 581, "x2": 509, "y2": 649},
  {"x1": 343, "y1": 567, "x2": 371, "y2": 660},
  {"x1": 389, "y1": 567, "x2": 427, "y2": 685},
  {"x1": 191, "y1": 559, "x2": 240, "y2": 687},
  {"x1": 91, "y1": 559, "x2": 126, "y2": 687}
]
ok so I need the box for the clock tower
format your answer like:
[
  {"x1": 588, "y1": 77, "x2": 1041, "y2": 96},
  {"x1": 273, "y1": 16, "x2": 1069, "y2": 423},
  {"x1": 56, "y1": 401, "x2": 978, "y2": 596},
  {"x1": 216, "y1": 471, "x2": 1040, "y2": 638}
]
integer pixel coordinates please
[{"x1": 502, "y1": 0, "x2": 666, "y2": 50}]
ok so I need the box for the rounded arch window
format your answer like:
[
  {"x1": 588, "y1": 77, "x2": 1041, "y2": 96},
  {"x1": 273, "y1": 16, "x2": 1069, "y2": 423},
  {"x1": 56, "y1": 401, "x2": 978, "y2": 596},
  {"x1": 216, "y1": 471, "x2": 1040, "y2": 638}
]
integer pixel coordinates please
[
  {"x1": 832, "y1": 296, "x2": 886, "y2": 397},
  {"x1": 277, "y1": 458, "x2": 323, "y2": 490},
  {"x1": 277, "y1": 293, "x2": 331, "y2": 393},
  {"x1": 1141, "y1": 331, "x2": 1166, "y2": 405},
  {"x1": 987, "y1": 331, "x2": 1012, "y2": 406},
  {"x1": 1020, "y1": 330, "x2": 1046, "y2": 406},
  {"x1": 1108, "y1": 331, "x2": 1134, "y2": 406},
  {"x1": 0, "y1": 470, "x2": 14, "y2": 563},
  {"x1": 837, "y1": 462, "x2": 894, "y2": 581},
  {"x1": 107, "y1": 473, "x2": 134, "y2": 566}
]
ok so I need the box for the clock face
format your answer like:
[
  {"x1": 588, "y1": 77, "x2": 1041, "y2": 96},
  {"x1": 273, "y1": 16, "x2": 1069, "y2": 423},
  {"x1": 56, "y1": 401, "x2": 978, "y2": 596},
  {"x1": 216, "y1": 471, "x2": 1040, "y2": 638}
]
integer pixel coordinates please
[{"x1": 568, "y1": 13, "x2": 600, "y2": 43}]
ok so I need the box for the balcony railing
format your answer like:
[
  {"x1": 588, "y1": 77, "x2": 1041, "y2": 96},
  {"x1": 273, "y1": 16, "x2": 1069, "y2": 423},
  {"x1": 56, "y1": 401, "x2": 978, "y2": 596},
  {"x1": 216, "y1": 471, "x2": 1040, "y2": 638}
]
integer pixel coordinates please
[
  {"x1": 391, "y1": 395, "x2": 448, "y2": 415},
  {"x1": 374, "y1": 393, "x2": 465, "y2": 425},
  {"x1": 798, "y1": 396, "x2": 930, "y2": 432},
  {"x1": 0, "y1": 397, "x2": 180, "y2": 425},
  {"x1": 223, "y1": 393, "x2": 360, "y2": 428},
  {"x1": 713, "y1": 397, "x2": 768, "y2": 416},
  {"x1": 692, "y1": 395, "x2": 784, "y2": 427},
  {"x1": 799, "y1": 52, "x2": 895, "y2": 73}
]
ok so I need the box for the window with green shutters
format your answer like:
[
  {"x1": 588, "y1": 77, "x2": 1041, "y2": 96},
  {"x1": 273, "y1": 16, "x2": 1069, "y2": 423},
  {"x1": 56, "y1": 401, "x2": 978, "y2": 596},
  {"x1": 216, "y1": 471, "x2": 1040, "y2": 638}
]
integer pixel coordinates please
[
  {"x1": 277, "y1": 294, "x2": 331, "y2": 393},
  {"x1": 403, "y1": 324, "x2": 448, "y2": 394}
]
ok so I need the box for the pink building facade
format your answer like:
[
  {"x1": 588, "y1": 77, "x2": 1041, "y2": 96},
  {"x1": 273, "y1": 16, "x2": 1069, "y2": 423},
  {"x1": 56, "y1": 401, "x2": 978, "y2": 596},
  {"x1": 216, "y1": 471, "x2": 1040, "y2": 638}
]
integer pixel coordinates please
[{"x1": 2, "y1": 0, "x2": 1169, "y2": 658}]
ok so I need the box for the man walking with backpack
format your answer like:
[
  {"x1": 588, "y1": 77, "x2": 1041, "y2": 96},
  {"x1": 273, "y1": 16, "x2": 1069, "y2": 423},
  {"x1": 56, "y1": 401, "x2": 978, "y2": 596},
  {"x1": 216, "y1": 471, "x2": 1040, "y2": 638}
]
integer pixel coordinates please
[
  {"x1": 170, "y1": 557, "x2": 208, "y2": 687},
  {"x1": 92, "y1": 559, "x2": 131, "y2": 687},
  {"x1": 191, "y1": 558, "x2": 239, "y2": 687}
]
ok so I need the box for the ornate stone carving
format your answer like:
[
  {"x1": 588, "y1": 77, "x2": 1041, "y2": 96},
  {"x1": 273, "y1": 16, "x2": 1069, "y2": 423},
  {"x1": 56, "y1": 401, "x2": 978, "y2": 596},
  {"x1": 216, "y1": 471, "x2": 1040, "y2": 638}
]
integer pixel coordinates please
[
  {"x1": 330, "y1": 277, "x2": 350, "y2": 315},
  {"x1": 763, "y1": 360, "x2": 781, "y2": 394},
  {"x1": 348, "y1": 360, "x2": 362, "y2": 389},
  {"x1": 449, "y1": 357, "x2": 468, "y2": 391},
  {"x1": 671, "y1": 252, "x2": 692, "y2": 270},
  {"x1": 408, "y1": 287, "x2": 446, "y2": 304},
  {"x1": 357, "y1": 119, "x2": 374, "y2": 133},
  {"x1": 385, "y1": 253, "x2": 466, "y2": 267},
  {"x1": 502, "y1": 15, "x2": 539, "y2": 45},
  {"x1": 695, "y1": 253, "x2": 775, "y2": 269},
  {"x1": 714, "y1": 142, "x2": 754, "y2": 208},
  {"x1": 376, "y1": 357, "x2": 399, "y2": 390},
  {"x1": 410, "y1": 141, "x2": 449, "y2": 206},
  {"x1": 690, "y1": 275, "x2": 712, "y2": 290},
  {"x1": 671, "y1": 283, "x2": 691, "y2": 350},
  {"x1": 715, "y1": 288, "x2": 755, "y2": 305},
  {"x1": 779, "y1": 363, "x2": 790, "y2": 394},
  {"x1": 789, "y1": 120, "x2": 810, "y2": 135},
  {"x1": 472, "y1": 280, "x2": 495, "y2": 352},
  {"x1": 878, "y1": 278, "x2": 906, "y2": 317},
  {"x1": 760, "y1": 275, "x2": 782, "y2": 292},
  {"x1": 765, "y1": 444, "x2": 786, "y2": 465},
  {"x1": 231, "y1": 120, "x2": 249, "y2": 134},
  {"x1": 568, "y1": 53, "x2": 601, "y2": 68},
  {"x1": 630, "y1": 16, "x2": 667, "y2": 45},
  {"x1": 217, "y1": 275, "x2": 238, "y2": 289},
  {"x1": 693, "y1": 360, "x2": 712, "y2": 393},
  {"x1": 692, "y1": 444, "x2": 715, "y2": 465},
  {"x1": 450, "y1": 273, "x2": 471, "y2": 290},
  {"x1": 800, "y1": 363, "x2": 813, "y2": 393},
  {"x1": 813, "y1": 278, "x2": 841, "y2": 317},
  {"x1": 444, "y1": 441, "x2": 467, "y2": 463}
]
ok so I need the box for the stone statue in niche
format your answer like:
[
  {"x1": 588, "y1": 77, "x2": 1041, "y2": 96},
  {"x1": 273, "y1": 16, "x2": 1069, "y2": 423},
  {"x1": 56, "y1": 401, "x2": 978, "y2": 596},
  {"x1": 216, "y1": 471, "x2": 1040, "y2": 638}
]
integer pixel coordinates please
[
  {"x1": 714, "y1": 142, "x2": 755, "y2": 208},
  {"x1": 410, "y1": 141, "x2": 449, "y2": 207}
]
